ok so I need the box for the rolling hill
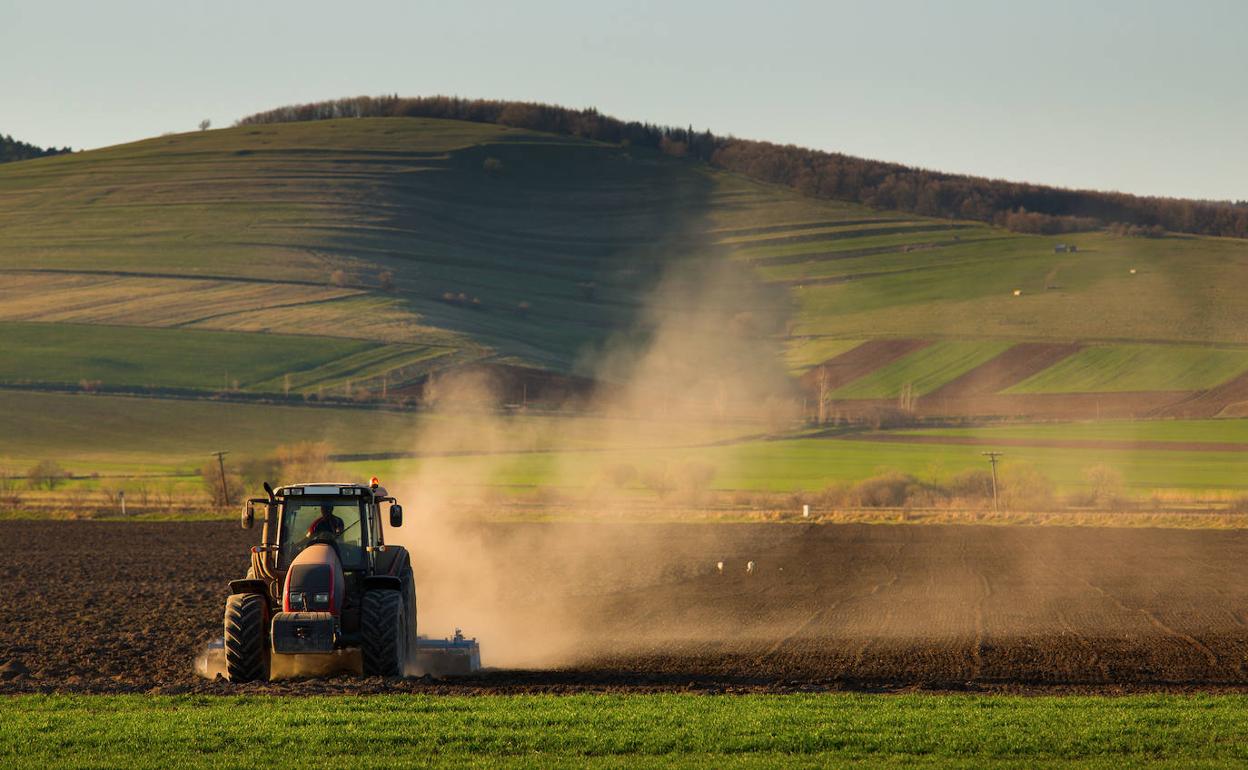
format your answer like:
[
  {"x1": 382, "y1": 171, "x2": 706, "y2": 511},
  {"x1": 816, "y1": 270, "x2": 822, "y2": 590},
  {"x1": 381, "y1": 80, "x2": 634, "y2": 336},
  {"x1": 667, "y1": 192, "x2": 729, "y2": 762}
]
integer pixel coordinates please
[{"x1": 2, "y1": 108, "x2": 1248, "y2": 441}]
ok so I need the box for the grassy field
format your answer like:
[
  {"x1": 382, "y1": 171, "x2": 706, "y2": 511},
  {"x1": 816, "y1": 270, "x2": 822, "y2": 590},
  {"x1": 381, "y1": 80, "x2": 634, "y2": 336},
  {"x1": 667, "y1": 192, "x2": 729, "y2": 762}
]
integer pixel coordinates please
[
  {"x1": 787, "y1": 231, "x2": 1248, "y2": 348},
  {"x1": 339, "y1": 430, "x2": 1248, "y2": 495},
  {"x1": 0, "y1": 390, "x2": 758, "y2": 476},
  {"x1": 1007, "y1": 344, "x2": 1248, "y2": 393},
  {"x1": 2, "y1": 694, "x2": 1247, "y2": 768},
  {"x1": 0, "y1": 321, "x2": 449, "y2": 394},
  {"x1": 1, "y1": 389, "x2": 1245, "y2": 496}
]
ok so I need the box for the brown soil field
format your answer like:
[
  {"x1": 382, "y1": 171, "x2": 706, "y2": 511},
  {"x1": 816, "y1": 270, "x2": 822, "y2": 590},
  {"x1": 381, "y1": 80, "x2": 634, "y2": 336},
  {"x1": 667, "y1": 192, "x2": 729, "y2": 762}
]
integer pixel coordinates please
[
  {"x1": 926, "y1": 342, "x2": 1084, "y2": 400},
  {"x1": 799, "y1": 339, "x2": 931, "y2": 392},
  {"x1": 3, "y1": 520, "x2": 1247, "y2": 695},
  {"x1": 1153, "y1": 370, "x2": 1248, "y2": 419}
]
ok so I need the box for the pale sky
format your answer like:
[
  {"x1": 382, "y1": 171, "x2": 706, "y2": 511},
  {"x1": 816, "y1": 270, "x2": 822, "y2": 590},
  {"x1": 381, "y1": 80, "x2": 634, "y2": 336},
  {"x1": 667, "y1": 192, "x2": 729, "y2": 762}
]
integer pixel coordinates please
[{"x1": 4, "y1": 0, "x2": 1244, "y2": 200}]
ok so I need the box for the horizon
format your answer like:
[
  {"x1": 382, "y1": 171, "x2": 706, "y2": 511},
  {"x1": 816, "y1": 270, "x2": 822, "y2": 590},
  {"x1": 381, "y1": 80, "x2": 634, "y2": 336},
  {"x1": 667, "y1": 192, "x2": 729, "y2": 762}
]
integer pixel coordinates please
[{"x1": 4, "y1": 0, "x2": 1245, "y2": 202}]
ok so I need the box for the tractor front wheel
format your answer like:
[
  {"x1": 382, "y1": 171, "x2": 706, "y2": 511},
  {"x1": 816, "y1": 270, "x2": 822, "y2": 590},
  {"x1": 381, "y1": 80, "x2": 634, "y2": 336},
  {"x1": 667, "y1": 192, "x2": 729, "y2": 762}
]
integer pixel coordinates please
[
  {"x1": 361, "y1": 590, "x2": 407, "y2": 677},
  {"x1": 223, "y1": 593, "x2": 269, "y2": 682}
]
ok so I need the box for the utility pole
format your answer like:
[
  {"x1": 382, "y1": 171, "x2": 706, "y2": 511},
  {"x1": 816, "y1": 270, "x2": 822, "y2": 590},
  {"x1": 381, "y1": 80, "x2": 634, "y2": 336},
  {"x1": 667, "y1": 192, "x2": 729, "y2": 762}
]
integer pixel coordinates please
[
  {"x1": 210, "y1": 450, "x2": 231, "y2": 507},
  {"x1": 982, "y1": 451, "x2": 1003, "y2": 512}
]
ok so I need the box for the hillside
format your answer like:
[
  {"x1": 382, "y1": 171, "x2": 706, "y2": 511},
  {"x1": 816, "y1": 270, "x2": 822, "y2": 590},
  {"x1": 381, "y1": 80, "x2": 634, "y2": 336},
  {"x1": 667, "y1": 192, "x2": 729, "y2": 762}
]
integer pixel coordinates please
[{"x1": 2, "y1": 115, "x2": 1248, "y2": 422}]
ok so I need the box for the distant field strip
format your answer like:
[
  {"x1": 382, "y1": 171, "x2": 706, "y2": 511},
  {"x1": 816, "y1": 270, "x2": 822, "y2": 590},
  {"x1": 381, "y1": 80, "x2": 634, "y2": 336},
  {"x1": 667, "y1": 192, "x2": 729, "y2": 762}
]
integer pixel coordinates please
[
  {"x1": 851, "y1": 431, "x2": 1248, "y2": 453},
  {"x1": 831, "y1": 340, "x2": 1012, "y2": 399},
  {"x1": 735, "y1": 227, "x2": 1000, "y2": 264},
  {"x1": 0, "y1": 270, "x2": 350, "y2": 322},
  {"x1": 0, "y1": 321, "x2": 439, "y2": 394},
  {"x1": 252, "y1": 343, "x2": 451, "y2": 393},
  {"x1": 717, "y1": 219, "x2": 947, "y2": 246},
  {"x1": 784, "y1": 337, "x2": 864, "y2": 373},
  {"x1": 895, "y1": 418, "x2": 1248, "y2": 444},
  {"x1": 1008, "y1": 344, "x2": 1248, "y2": 393},
  {"x1": 709, "y1": 216, "x2": 906, "y2": 239}
]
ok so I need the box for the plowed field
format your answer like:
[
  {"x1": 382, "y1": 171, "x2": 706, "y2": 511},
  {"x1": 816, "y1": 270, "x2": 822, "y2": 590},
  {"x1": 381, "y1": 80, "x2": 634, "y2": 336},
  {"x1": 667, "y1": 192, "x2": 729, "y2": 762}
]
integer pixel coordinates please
[{"x1": 2, "y1": 520, "x2": 1246, "y2": 695}]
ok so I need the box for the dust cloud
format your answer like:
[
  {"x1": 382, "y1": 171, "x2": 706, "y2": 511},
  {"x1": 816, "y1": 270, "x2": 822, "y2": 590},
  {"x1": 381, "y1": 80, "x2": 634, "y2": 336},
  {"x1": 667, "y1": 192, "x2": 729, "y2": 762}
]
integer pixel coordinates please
[{"x1": 383, "y1": 256, "x2": 800, "y2": 668}]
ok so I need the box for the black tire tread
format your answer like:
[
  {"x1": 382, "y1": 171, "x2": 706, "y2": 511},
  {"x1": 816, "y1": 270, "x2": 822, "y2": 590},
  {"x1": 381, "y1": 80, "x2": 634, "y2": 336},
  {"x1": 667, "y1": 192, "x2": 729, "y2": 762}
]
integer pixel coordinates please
[
  {"x1": 223, "y1": 593, "x2": 268, "y2": 683},
  {"x1": 360, "y1": 590, "x2": 404, "y2": 677}
]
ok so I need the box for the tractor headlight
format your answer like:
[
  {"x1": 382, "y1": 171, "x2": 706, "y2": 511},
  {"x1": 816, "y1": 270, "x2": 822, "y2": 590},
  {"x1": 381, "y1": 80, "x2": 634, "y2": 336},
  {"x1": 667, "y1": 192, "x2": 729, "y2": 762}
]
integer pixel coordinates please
[
  {"x1": 313, "y1": 592, "x2": 329, "y2": 605},
  {"x1": 288, "y1": 591, "x2": 305, "y2": 608}
]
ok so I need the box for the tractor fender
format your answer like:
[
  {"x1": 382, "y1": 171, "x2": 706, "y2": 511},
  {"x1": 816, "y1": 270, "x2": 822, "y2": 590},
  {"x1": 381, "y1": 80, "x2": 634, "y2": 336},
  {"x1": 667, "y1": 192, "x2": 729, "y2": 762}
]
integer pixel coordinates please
[
  {"x1": 363, "y1": 575, "x2": 403, "y2": 592},
  {"x1": 229, "y1": 578, "x2": 269, "y2": 597},
  {"x1": 372, "y1": 545, "x2": 410, "y2": 577}
]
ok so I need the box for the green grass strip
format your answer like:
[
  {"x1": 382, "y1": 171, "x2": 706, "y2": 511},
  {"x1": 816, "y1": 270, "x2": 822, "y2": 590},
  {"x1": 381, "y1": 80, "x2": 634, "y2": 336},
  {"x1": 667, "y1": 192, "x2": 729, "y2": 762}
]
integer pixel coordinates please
[{"x1": 3, "y1": 693, "x2": 1247, "y2": 769}]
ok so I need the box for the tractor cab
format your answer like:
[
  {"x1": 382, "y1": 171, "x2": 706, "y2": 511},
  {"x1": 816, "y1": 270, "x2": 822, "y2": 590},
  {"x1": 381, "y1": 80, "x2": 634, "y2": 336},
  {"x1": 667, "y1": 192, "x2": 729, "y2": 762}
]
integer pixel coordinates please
[
  {"x1": 270, "y1": 483, "x2": 400, "y2": 573},
  {"x1": 240, "y1": 480, "x2": 404, "y2": 579}
]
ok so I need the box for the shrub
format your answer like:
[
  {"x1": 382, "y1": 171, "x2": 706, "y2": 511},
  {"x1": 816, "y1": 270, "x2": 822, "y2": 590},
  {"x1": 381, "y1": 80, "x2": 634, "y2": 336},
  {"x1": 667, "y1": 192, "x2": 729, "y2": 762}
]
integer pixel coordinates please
[
  {"x1": 378, "y1": 270, "x2": 395, "y2": 291},
  {"x1": 0, "y1": 462, "x2": 22, "y2": 508},
  {"x1": 999, "y1": 463, "x2": 1055, "y2": 511},
  {"x1": 27, "y1": 459, "x2": 67, "y2": 491},
  {"x1": 329, "y1": 269, "x2": 348, "y2": 287},
  {"x1": 640, "y1": 467, "x2": 676, "y2": 499},
  {"x1": 238, "y1": 456, "x2": 281, "y2": 490},
  {"x1": 676, "y1": 461, "x2": 716, "y2": 493},
  {"x1": 275, "y1": 442, "x2": 334, "y2": 483},
  {"x1": 482, "y1": 157, "x2": 504, "y2": 175},
  {"x1": 1084, "y1": 464, "x2": 1127, "y2": 508},
  {"x1": 200, "y1": 460, "x2": 243, "y2": 508},
  {"x1": 948, "y1": 469, "x2": 994, "y2": 500},
  {"x1": 847, "y1": 471, "x2": 936, "y2": 508}
]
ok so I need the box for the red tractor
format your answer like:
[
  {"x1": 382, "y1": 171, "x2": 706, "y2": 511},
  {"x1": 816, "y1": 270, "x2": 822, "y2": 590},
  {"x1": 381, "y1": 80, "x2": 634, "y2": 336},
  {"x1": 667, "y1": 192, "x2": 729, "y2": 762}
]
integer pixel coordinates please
[{"x1": 220, "y1": 479, "x2": 478, "y2": 681}]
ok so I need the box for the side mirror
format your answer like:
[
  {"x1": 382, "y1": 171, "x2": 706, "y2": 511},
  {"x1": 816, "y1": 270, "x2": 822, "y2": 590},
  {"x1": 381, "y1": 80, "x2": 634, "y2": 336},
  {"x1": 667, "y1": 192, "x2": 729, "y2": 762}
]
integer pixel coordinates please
[
  {"x1": 241, "y1": 501, "x2": 255, "y2": 530},
  {"x1": 389, "y1": 503, "x2": 403, "y2": 528}
]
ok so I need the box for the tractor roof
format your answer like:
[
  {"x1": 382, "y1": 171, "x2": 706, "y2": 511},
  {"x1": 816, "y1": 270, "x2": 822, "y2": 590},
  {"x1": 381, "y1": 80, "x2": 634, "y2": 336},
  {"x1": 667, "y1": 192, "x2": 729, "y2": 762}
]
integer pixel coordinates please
[{"x1": 274, "y1": 483, "x2": 376, "y2": 497}]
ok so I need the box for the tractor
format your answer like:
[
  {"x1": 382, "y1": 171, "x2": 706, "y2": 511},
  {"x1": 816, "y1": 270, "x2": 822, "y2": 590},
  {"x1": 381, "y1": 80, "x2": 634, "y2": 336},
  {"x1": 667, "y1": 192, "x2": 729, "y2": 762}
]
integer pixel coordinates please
[{"x1": 219, "y1": 478, "x2": 478, "y2": 681}]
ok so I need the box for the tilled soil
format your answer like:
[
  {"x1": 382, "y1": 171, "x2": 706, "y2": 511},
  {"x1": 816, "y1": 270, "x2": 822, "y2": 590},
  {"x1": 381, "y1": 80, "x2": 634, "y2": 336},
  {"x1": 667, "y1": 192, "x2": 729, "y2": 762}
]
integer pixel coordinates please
[
  {"x1": 3, "y1": 520, "x2": 1248, "y2": 695},
  {"x1": 925, "y1": 342, "x2": 1084, "y2": 399}
]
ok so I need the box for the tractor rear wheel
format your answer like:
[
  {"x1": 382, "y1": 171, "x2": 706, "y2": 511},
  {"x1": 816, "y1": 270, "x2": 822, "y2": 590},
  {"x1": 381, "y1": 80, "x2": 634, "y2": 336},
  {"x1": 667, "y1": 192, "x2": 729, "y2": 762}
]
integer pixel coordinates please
[
  {"x1": 361, "y1": 590, "x2": 407, "y2": 677},
  {"x1": 223, "y1": 593, "x2": 269, "y2": 682}
]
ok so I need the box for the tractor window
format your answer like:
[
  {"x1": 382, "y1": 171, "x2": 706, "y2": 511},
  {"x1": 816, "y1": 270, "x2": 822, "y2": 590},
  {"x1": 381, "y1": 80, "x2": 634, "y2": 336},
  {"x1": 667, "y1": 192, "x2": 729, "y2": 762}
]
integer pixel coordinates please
[{"x1": 278, "y1": 497, "x2": 368, "y2": 570}]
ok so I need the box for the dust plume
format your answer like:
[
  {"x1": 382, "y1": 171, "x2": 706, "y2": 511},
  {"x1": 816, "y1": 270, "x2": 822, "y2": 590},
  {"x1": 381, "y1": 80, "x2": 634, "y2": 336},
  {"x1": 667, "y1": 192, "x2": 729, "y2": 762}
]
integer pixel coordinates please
[{"x1": 383, "y1": 254, "x2": 800, "y2": 669}]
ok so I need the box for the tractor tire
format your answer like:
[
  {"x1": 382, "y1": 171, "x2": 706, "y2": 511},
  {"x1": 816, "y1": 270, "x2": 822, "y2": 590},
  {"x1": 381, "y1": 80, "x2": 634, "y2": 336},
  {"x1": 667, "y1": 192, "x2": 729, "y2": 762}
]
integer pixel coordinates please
[
  {"x1": 361, "y1": 589, "x2": 407, "y2": 677},
  {"x1": 223, "y1": 593, "x2": 269, "y2": 683},
  {"x1": 401, "y1": 567, "x2": 418, "y2": 654}
]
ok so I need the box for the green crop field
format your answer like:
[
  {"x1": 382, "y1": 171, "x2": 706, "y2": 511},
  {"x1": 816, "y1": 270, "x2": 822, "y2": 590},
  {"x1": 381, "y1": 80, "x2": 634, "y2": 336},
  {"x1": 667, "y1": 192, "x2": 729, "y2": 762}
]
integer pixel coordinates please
[
  {"x1": 338, "y1": 430, "x2": 1248, "y2": 495},
  {"x1": 0, "y1": 390, "x2": 758, "y2": 476},
  {"x1": 0, "y1": 321, "x2": 447, "y2": 394},
  {"x1": 830, "y1": 340, "x2": 1012, "y2": 399},
  {"x1": 789, "y1": 232, "x2": 1248, "y2": 347},
  {"x1": 1007, "y1": 344, "x2": 1248, "y2": 393},
  {"x1": 3, "y1": 694, "x2": 1247, "y2": 769}
]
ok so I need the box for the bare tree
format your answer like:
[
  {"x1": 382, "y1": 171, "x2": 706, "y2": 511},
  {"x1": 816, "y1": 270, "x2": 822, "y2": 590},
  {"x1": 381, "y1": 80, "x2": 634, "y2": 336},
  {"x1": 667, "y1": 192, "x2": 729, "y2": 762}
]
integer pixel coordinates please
[
  {"x1": 198, "y1": 119, "x2": 211, "y2": 131},
  {"x1": 27, "y1": 459, "x2": 67, "y2": 491}
]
